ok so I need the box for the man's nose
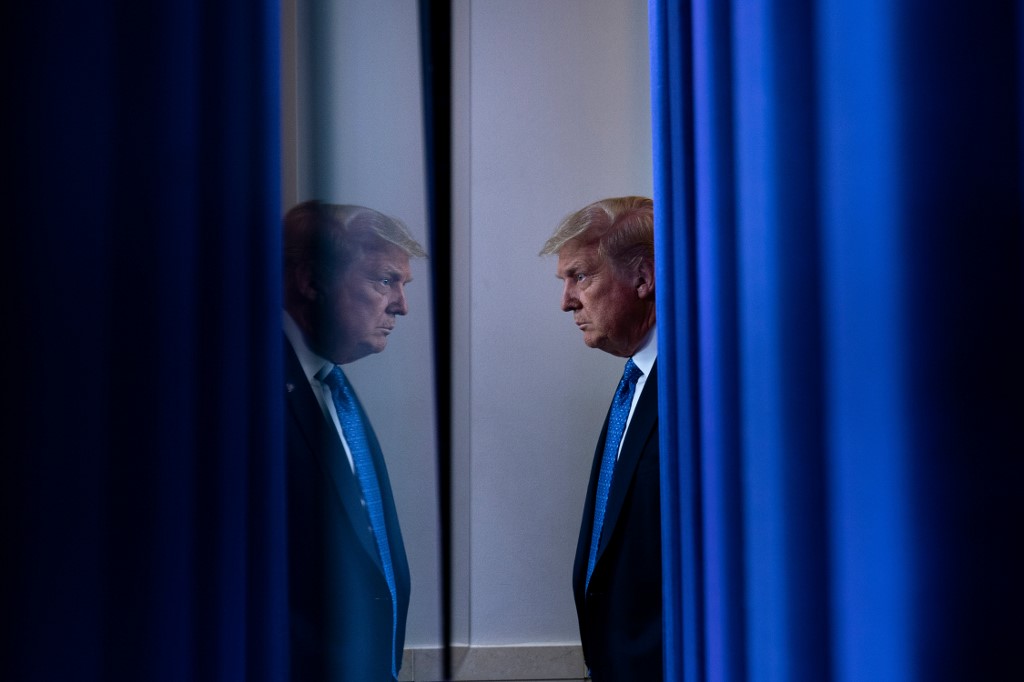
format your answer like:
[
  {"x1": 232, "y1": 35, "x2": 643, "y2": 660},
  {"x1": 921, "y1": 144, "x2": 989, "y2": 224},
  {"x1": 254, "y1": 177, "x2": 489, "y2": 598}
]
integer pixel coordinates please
[
  {"x1": 560, "y1": 281, "x2": 577, "y2": 312},
  {"x1": 390, "y1": 285, "x2": 409, "y2": 315}
]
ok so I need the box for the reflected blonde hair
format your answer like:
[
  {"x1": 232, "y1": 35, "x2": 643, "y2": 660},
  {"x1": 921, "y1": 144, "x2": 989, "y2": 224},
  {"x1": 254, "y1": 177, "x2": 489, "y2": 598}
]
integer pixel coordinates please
[
  {"x1": 539, "y1": 196, "x2": 654, "y2": 272},
  {"x1": 283, "y1": 200, "x2": 427, "y2": 290}
]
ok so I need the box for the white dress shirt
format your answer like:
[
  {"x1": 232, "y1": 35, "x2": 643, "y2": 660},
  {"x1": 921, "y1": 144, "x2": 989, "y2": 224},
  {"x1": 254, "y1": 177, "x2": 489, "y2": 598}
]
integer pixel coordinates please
[
  {"x1": 619, "y1": 323, "x2": 658, "y2": 460},
  {"x1": 284, "y1": 311, "x2": 356, "y2": 472}
]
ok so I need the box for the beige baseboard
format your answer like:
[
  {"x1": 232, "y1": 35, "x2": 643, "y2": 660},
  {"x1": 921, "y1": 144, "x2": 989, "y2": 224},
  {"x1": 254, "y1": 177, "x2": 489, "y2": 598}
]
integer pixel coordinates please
[{"x1": 399, "y1": 644, "x2": 587, "y2": 682}]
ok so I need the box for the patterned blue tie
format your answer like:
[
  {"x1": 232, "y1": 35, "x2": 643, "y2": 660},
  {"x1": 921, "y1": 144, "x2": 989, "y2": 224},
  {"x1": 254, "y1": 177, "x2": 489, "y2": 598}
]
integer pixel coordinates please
[
  {"x1": 323, "y1": 366, "x2": 399, "y2": 679},
  {"x1": 586, "y1": 358, "x2": 643, "y2": 590}
]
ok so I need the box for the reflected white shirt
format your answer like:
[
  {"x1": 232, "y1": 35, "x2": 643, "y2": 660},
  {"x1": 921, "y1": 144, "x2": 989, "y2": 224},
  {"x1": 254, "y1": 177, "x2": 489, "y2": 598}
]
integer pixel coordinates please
[{"x1": 284, "y1": 311, "x2": 356, "y2": 472}]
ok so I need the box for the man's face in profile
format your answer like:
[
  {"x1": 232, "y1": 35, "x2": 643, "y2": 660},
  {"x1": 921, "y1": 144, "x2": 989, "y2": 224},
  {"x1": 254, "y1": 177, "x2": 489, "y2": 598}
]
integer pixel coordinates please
[
  {"x1": 314, "y1": 240, "x2": 412, "y2": 365},
  {"x1": 556, "y1": 239, "x2": 644, "y2": 358}
]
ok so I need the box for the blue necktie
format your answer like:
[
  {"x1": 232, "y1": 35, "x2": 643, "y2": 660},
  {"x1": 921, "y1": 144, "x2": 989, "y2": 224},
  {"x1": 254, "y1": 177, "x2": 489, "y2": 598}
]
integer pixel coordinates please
[
  {"x1": 586, "y1": 358, "x2": 643, "y2": 590},
  {"x1": 323, "y1": 366, "x2": 399, "y2": 679}
]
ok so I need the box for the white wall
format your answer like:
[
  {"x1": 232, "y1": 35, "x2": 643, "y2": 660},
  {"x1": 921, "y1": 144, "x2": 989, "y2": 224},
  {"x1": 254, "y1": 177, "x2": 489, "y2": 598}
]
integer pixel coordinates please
[
  {"x1": 285, "y1": 0, "x2": 651, "y2": 650},
  {"x1": 460, "y1": 0, "x2": 652, "y2": 646}
]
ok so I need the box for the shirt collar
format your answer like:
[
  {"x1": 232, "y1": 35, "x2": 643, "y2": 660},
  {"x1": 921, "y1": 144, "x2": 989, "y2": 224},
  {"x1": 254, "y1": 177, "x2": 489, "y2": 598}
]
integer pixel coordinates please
[
  {"x1": 283, "y1": 311, "x2": 335, "y2": 384},
  {"x1": 631, "y1": 323, "x2": 658, "y2": 377}
]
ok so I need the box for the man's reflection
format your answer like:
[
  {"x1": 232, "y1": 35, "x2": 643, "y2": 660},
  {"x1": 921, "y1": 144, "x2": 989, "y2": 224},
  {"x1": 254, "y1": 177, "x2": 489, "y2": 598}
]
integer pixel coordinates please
[{"x1": 282, "y1": 200, "x2": 426, "y2": 681}]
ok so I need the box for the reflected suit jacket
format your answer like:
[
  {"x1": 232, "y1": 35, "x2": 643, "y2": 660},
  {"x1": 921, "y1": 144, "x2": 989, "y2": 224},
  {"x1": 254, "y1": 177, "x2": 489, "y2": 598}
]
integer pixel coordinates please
[
  {"x1": 572, "y1": 361, "x2": 663, "y2": 681},
  {"x1": 285, "y1": 341, "x2": 411, "y2": 681}
]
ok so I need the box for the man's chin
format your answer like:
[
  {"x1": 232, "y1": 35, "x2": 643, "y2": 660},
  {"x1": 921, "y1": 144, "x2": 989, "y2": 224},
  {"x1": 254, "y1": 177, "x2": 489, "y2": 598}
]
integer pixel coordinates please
[
  {"x1": 335, "y1": 340, "x2": 387, "y2": 365},
  {"x1": 584, "y1": 335, "x2": 627, "y2": 357}
]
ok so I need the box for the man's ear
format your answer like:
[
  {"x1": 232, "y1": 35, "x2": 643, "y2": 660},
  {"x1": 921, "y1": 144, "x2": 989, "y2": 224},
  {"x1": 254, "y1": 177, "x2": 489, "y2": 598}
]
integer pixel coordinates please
[
  {"x1": 635, "y1": 257, "x2": 655, "y2": 299},
  {"x1": 296, "y1": 262, "x2": 320, "y2": 302}
]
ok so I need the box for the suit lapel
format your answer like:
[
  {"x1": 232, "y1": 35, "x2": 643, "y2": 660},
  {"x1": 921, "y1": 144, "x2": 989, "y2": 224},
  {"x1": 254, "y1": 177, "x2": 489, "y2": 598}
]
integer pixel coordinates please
[
  {"x1": 574, "y1": 414, "x2": 610, "y2": 589},
  {"x1": 346, "y1": 379, "x2": 409, "y2": 582},
  {"x1": 594, "y1": 362, "x2": 658, "y2": 565},
  {"x1": 284, "y1": 344, "x2": 384, "y2": 572},
  {"x1": 357, "y1": 400, "x2": 409, "y2": 582}
]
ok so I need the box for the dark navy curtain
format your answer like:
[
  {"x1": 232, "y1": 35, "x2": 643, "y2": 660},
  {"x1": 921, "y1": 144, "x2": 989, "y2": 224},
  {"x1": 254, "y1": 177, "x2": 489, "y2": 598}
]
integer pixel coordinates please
[
  {"x1": 652, "y1": 1, "x2": 1023, "y2": 680},
  {"x1": 2, "y1": 1, "x2": 286, "y2": 680}
]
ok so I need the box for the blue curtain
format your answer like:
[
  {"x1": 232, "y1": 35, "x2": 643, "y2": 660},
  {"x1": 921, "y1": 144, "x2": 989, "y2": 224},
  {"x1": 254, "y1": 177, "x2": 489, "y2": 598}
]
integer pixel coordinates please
[
  {"x1": 2, "y1": 1, "x2": 286, "y2": 680},
  {"x1": 652, "y1": 1, "x2": 1024, "y2": 680}
]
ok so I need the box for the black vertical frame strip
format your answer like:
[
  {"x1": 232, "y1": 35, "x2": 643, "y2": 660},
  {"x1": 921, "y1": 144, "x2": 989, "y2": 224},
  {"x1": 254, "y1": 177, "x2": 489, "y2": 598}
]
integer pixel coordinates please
[{"x1": 418, "y1": 1, "x2": 454, "y2": 679}]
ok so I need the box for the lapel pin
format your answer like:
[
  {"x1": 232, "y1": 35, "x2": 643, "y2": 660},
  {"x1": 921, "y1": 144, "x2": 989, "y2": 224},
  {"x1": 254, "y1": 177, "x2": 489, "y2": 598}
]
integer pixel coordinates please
[{"x1": 286, "y1": 382, "x2": 295, "y2": 393}]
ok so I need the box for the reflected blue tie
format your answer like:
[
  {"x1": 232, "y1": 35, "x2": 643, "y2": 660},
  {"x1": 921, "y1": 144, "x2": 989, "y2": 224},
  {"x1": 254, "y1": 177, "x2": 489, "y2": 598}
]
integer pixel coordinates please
[
  {"x1": 586, "y1": 358, "x2": 643, "y2": 590},
  {"x1": 323, "y1": 366, "x2": 399, "y2": 679}
]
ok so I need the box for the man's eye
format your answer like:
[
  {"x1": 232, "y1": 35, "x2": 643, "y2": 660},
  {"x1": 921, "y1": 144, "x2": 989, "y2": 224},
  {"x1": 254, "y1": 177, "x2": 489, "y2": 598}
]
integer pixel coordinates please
[
  {"x1": 380, "y1": 278, "x2": 391, "y2": 286},
  {"x1": 576, "y1": 273, "x2": 587, "y2": 282}
]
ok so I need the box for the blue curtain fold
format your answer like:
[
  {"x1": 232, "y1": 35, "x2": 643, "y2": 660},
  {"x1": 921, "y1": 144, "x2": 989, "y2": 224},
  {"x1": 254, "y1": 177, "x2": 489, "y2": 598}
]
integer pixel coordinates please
[
  {"x1": 2, "y1": 1, "x2": 286, "y2": 680},
  {"x1": 652, "y1": 1, "x2": 1024, "y2": 680}
]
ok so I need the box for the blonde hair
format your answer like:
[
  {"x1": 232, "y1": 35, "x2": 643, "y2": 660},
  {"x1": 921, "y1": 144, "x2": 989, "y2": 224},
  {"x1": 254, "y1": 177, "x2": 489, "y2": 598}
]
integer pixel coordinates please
[{"x1": 539, "y1": 196, "x2": 654, "y2": 271}]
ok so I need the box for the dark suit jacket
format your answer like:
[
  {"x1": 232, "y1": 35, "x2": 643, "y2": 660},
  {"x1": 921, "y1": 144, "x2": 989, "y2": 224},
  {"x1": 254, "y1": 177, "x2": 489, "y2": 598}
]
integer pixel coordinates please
[
  {"x1": 285, "y1": 341, "x2": 411, "y2": 681},
  {"x1": 573, "y1": 361, "x2": 662, "y2": 681}
]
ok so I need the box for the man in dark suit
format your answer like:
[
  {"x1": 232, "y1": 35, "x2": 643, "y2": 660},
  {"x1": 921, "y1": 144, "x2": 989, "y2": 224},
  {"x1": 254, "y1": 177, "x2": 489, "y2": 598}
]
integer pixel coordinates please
[
  {"x1": 282, "y1": 200, "x2": 426, "y2": 681},
  {"x1": 540, "y1": 196, "x2": 662, "y2": 681}
]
